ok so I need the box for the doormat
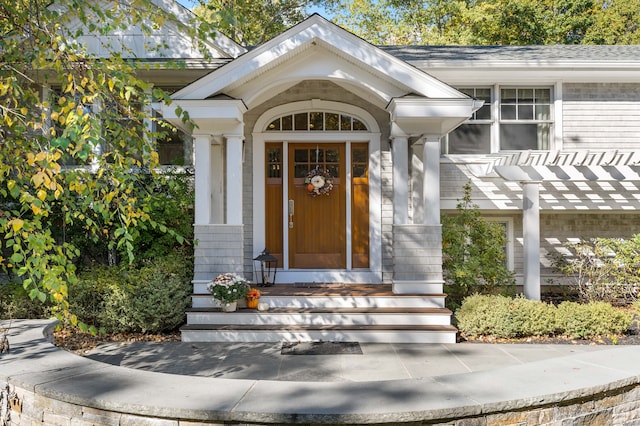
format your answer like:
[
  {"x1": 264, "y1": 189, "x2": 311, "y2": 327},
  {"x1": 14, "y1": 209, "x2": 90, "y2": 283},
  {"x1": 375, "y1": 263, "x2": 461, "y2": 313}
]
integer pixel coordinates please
[{"x1": 281, "y1": 341, "x2": 363, "y2": 355}]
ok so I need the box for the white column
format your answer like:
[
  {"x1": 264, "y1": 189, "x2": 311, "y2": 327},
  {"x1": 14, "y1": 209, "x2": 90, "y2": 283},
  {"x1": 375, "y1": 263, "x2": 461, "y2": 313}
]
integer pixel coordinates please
[
  {"x1": 522, "y1": 181, "x2": 541, "y2": 300},
  {"x1": 422, "y1": 136, "x2": 441, "y2": 226},
  {"x1": 392, "y1": 136, "x2": 409, "y2": 225},
  {"x1": 193, "y1": 135, "x2": 212, "y2": 225},
  {"x1": 226, "y1": 135, "x2": 243, "y2": 225}
]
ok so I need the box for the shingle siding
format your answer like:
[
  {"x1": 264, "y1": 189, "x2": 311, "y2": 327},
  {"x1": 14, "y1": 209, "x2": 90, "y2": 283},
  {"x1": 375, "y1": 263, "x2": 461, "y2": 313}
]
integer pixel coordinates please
[{"x1": 564, "y1": 83, "x2": 640, "y2": 150}]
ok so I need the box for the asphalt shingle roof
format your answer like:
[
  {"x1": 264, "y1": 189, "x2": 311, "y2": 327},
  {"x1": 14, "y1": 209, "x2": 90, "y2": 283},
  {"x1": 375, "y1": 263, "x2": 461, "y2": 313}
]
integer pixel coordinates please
[{"x1": 379, "y1": 45, "x2": 640, "y2": 64}]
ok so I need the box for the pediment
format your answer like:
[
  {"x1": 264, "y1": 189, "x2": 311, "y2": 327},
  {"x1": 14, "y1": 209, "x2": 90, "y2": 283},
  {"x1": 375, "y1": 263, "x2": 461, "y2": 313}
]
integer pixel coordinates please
[{"x1": 172, "y1": 15, "x2": 467, "y2": 109}]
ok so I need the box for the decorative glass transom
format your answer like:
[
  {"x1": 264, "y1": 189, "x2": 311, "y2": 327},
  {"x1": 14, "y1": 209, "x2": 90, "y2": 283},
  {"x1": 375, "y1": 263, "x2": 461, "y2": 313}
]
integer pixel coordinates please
[{"x1": 266, "y1": 111, "x2": 368, "y2": 132}]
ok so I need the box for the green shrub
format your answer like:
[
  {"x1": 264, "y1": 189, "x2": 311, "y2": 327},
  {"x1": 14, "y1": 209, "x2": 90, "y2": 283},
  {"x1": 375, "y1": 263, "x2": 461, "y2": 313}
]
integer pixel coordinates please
[
  {"x1": 456, "y1": 294, "x2": 556, "y2": 338},
  {"x1": 556, "y1": 301, "x2": 631, "y2": 339},
  {"x1": 70, "y1": 251, "x2": 192, "y2": 333},
  {"x1": 456, "y1": 295, "x2": 631, "y2": 339},
  {"x1": 442, "y1": 182, "x2": 516, "y2": 310},
  {"x1": 0, "y1": 281, "x2": 53, "y2": 319}
]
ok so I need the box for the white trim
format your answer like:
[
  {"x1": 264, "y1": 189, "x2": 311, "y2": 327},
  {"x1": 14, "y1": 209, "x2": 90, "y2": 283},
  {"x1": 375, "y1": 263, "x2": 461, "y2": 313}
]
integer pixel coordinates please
[
  {"x1": 252, "y1": 101, "x2": 382, "y2": 283},
  {"x1": 553, "y1": 81, "x2": 563, "y2": 151}
]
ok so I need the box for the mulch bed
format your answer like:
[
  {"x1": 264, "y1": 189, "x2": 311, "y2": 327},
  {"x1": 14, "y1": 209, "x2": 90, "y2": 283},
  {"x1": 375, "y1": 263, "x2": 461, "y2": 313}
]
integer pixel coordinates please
[{"x1": 54, "y1": 328, "x2": 181, "y2": 355}]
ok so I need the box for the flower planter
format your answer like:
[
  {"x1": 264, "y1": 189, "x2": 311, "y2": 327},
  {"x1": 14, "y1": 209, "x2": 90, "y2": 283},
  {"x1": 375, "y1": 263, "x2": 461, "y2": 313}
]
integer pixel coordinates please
[
  {"x1": 246, "y1": 298, "x2": 259, "y2": 309},
  {"x1": 221, "y1": 301, "x2": 237, "y2": 312}
]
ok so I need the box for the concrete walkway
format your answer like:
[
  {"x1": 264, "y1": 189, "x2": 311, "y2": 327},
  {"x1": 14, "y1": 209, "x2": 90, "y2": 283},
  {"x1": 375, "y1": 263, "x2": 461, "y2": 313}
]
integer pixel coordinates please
[{"x1": 85, "y1": 339, "x2": 612, "y2": 382}]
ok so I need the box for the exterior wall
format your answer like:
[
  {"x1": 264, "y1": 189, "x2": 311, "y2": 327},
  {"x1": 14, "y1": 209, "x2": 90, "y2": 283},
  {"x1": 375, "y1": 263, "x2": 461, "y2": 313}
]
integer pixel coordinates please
[
  {"x1": 563, "y1": 83, "x2": 640, "y2": 150},
  {"x1": 242, "y1": 80, "x2": 393, "y2": 281},
  {"x1": 193, "y1": 225, "x2": 244, "y2": 281}
]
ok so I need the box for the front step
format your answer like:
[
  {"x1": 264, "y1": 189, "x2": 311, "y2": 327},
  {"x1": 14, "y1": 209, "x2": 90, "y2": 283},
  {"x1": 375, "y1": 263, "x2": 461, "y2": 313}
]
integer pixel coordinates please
[
  {"x1": 186, "y1": 307, "x2": 452, "y2": 326},
  {"x1": 180, "y1": 323, "x2": 458, "y2": 344},
  {"x1": 181, "y1": 284, "x2": 457, "y2": 343}
]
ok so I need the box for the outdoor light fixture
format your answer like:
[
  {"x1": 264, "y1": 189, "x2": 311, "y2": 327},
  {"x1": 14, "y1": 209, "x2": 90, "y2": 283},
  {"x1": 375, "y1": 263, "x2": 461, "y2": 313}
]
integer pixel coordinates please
[{"x1": 253, "y1": 248, "x2": 278, "y2": 287}]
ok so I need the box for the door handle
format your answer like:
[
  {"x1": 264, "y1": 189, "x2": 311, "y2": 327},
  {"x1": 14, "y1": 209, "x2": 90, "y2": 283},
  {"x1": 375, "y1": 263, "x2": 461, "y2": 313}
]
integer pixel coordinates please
[{"x1": 288, "y1": 200, "x2": 294, "y2": 229}]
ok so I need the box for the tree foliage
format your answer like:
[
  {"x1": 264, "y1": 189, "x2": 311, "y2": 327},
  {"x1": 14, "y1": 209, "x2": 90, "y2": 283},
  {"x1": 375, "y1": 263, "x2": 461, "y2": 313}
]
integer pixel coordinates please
[
  {"x1": 322, "y1": 0, "x2": 640, "y2": 45},
  {"x1": 193, "y1": 0, "x2": 309, "y2": 46},
  {"x1": 0, "y1": 0, "x2": 196, "y2": 330}
]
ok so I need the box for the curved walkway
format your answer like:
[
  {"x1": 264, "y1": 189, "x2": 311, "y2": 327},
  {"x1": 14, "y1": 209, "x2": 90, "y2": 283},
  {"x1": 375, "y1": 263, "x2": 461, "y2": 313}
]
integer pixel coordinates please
[{"x1": 3, "y1": 319, "x2": 640, "y2": 424}]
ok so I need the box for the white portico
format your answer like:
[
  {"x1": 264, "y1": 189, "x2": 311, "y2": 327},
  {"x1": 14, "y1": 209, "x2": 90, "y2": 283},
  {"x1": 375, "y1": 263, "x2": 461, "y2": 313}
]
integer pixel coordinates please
[{"x1": 162, "y1": 15, "x2": 480, "y2": 299}]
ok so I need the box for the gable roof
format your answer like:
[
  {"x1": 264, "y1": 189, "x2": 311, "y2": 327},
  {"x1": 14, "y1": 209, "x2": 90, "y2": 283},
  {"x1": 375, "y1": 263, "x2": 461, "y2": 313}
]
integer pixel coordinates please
[{"x1": 171, "y1": 14, "x2": 470, "y2": 109}]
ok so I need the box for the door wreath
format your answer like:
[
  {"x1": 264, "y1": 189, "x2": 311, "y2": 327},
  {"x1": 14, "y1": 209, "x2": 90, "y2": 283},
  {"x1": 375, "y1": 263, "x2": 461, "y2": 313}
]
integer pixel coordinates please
[{"x1": 305, "y1": 167, "x2": 334, "y2": 197}]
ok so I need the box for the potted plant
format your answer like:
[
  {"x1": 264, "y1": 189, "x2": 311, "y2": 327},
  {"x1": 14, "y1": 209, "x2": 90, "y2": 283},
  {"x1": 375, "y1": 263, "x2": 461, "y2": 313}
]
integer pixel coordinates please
[
  {"x1": 246, "y1": 288, "x2": 261, "y2": 309},
  {"x1": 207, "y1": 273, "x2": 250, "y2": 312}
]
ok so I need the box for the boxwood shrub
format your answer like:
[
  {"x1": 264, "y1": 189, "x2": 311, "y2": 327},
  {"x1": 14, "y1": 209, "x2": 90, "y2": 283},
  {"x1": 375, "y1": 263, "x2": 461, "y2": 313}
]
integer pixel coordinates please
[{"x1": 456, "y1": 294, "x2": 632, "y2": 339}]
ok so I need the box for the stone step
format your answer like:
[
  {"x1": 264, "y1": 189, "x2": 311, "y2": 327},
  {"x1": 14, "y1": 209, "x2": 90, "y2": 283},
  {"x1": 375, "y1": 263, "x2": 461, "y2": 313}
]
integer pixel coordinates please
[
  {"x1": 186, "y1": 307, "x2": 453, "y2": 326},
  {"x1": 180, "y1": 324, "x2": 458, "y2": 344}
]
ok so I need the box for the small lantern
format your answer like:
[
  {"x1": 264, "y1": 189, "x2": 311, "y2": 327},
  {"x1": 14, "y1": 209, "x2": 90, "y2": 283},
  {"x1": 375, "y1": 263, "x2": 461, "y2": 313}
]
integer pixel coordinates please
[{"x1": 253, "y1": 248, "x2": 278, "y2": 287}]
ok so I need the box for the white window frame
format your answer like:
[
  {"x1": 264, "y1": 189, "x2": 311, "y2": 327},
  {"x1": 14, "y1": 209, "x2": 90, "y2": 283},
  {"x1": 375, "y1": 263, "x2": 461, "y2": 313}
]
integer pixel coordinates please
[{"x1": 445, "y1": 85, "x2": 555, "y2": 154}]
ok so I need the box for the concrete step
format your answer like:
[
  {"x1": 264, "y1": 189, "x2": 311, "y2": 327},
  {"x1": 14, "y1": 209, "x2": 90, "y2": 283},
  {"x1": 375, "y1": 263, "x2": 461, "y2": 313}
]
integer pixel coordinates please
[
  {"x1": 180, "y1": 324, "x2": 458, "y2": 344},
  {"x1": 186, "y1": 307, "x2": 453, "y2": 326}
]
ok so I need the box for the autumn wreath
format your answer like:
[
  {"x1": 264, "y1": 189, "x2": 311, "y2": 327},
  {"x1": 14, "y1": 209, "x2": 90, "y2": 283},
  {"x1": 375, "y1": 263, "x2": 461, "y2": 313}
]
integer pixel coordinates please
[{"x1": 304, "y1": 167, "x2": 334, "y2": 197}]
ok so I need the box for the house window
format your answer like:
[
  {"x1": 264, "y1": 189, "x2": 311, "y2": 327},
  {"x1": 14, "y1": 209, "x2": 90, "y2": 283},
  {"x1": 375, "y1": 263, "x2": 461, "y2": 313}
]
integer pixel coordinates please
[
  {"x1": 500, "y1": 88, "x2": 552, "y2": 151},
  {"x1": 444, "y1": 86, "x2": 553, "y2": 154},
  {"x1": 446, "y1": 88, "x2": 492, "y2": 154},
  {"x1": 266, "y1": 111, "x2": 368, "y2": 131},
  {"x1": 486, "y1": 218, "x2": 514, "y2": 270}
]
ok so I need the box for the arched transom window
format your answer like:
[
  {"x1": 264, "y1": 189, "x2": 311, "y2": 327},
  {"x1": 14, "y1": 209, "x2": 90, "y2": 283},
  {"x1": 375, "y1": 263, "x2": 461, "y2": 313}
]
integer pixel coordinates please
[{"x1": 266, "y1": 111, "x2": 368, "y2": 132}]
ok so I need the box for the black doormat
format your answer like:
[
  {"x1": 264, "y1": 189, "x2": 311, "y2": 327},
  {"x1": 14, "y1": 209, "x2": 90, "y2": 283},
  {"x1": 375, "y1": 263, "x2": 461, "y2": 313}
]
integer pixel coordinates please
[{"x1": 281, "y1": 341, "x2": 363, "y2": 355}]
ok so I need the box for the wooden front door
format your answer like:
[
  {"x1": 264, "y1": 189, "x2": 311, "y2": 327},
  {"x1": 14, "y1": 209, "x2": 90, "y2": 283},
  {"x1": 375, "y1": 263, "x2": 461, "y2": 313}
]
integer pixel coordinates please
[{"x1": 288, "y1": 143, "x2": 346, "y2": 269}]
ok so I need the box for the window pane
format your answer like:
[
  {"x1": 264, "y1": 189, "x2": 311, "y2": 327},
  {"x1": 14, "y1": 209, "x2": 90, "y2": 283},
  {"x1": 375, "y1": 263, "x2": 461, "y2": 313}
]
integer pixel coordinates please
[
  {"x1": 475, "y1": 104, "x2": 492, "y2": 120},
  {"x1": 294, "y1": 164, "x2": 308, "y2": 178},
  {"x1": 536, "y1": 105, "x2": 550, "y2": 120},
  {"x1": 352, "y1": 148, "x2": 368, "y2": 163},
  {"x1": 518, "y1": 104, "x2": 534, "y2": 120},
  {"x1": 294, "y1": 149, "x2": 308, "y2": 162},
  {"x1": 282, "y1": 115, "x2": 292, "y2": 130},
  {"x1": 294, "y1": 113, "x2": 308, "y2": 130},
  {"x1": 352, "y1": 164, "x2": 367, "y2": 178},
  {"x1": 519, "y1": 88, "x2": 534, "y2": 102},
  {"x1": 340, "y1": 115, "x2": 352, "y2": 130},
  {"x1": 268, "y1": 164, "x2": 281, "y2": 178},
  {"x1": 326, "y1": 148, "x2": 339, "y2": 162},
  {"x1": 352, "y1": 118, "x2": 367, "y2": 130},
  {"x1": 536, "y1": 88, "x2": 551, "y2": 103},
  {"x1": 448, "y1": 124, "x2": 491, "y2": 154},
  {"x1": 501, "y1": 105, "x2": 517, "y2": 120},
  {"x1": 267, "y1": 119, "x2": 280, "y2": 131},
  {"x1": 310, "y1": 112, "x2": 323, "y2": 131},
  {"x1": 501, "y1": 88, "x2": 517, "y2": 104},
  {"x1": 327, "y1": 164, "x2": 339, "y2": 177},
  {"x1": 476, "y1": 88, "x2": 491, "y2": 101},
  {"x1": 500, "y1": 124, "x2": 539, "y2": 150},
  {"x1": 325, "y1": 113, "x2": 339, "y2": 130}
]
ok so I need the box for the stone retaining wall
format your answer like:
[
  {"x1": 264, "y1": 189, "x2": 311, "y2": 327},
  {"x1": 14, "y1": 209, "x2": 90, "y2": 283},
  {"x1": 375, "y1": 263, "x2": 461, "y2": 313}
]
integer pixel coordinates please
[{"x1": 3, "y1": 320, "x2": 640, "y2": 425}]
